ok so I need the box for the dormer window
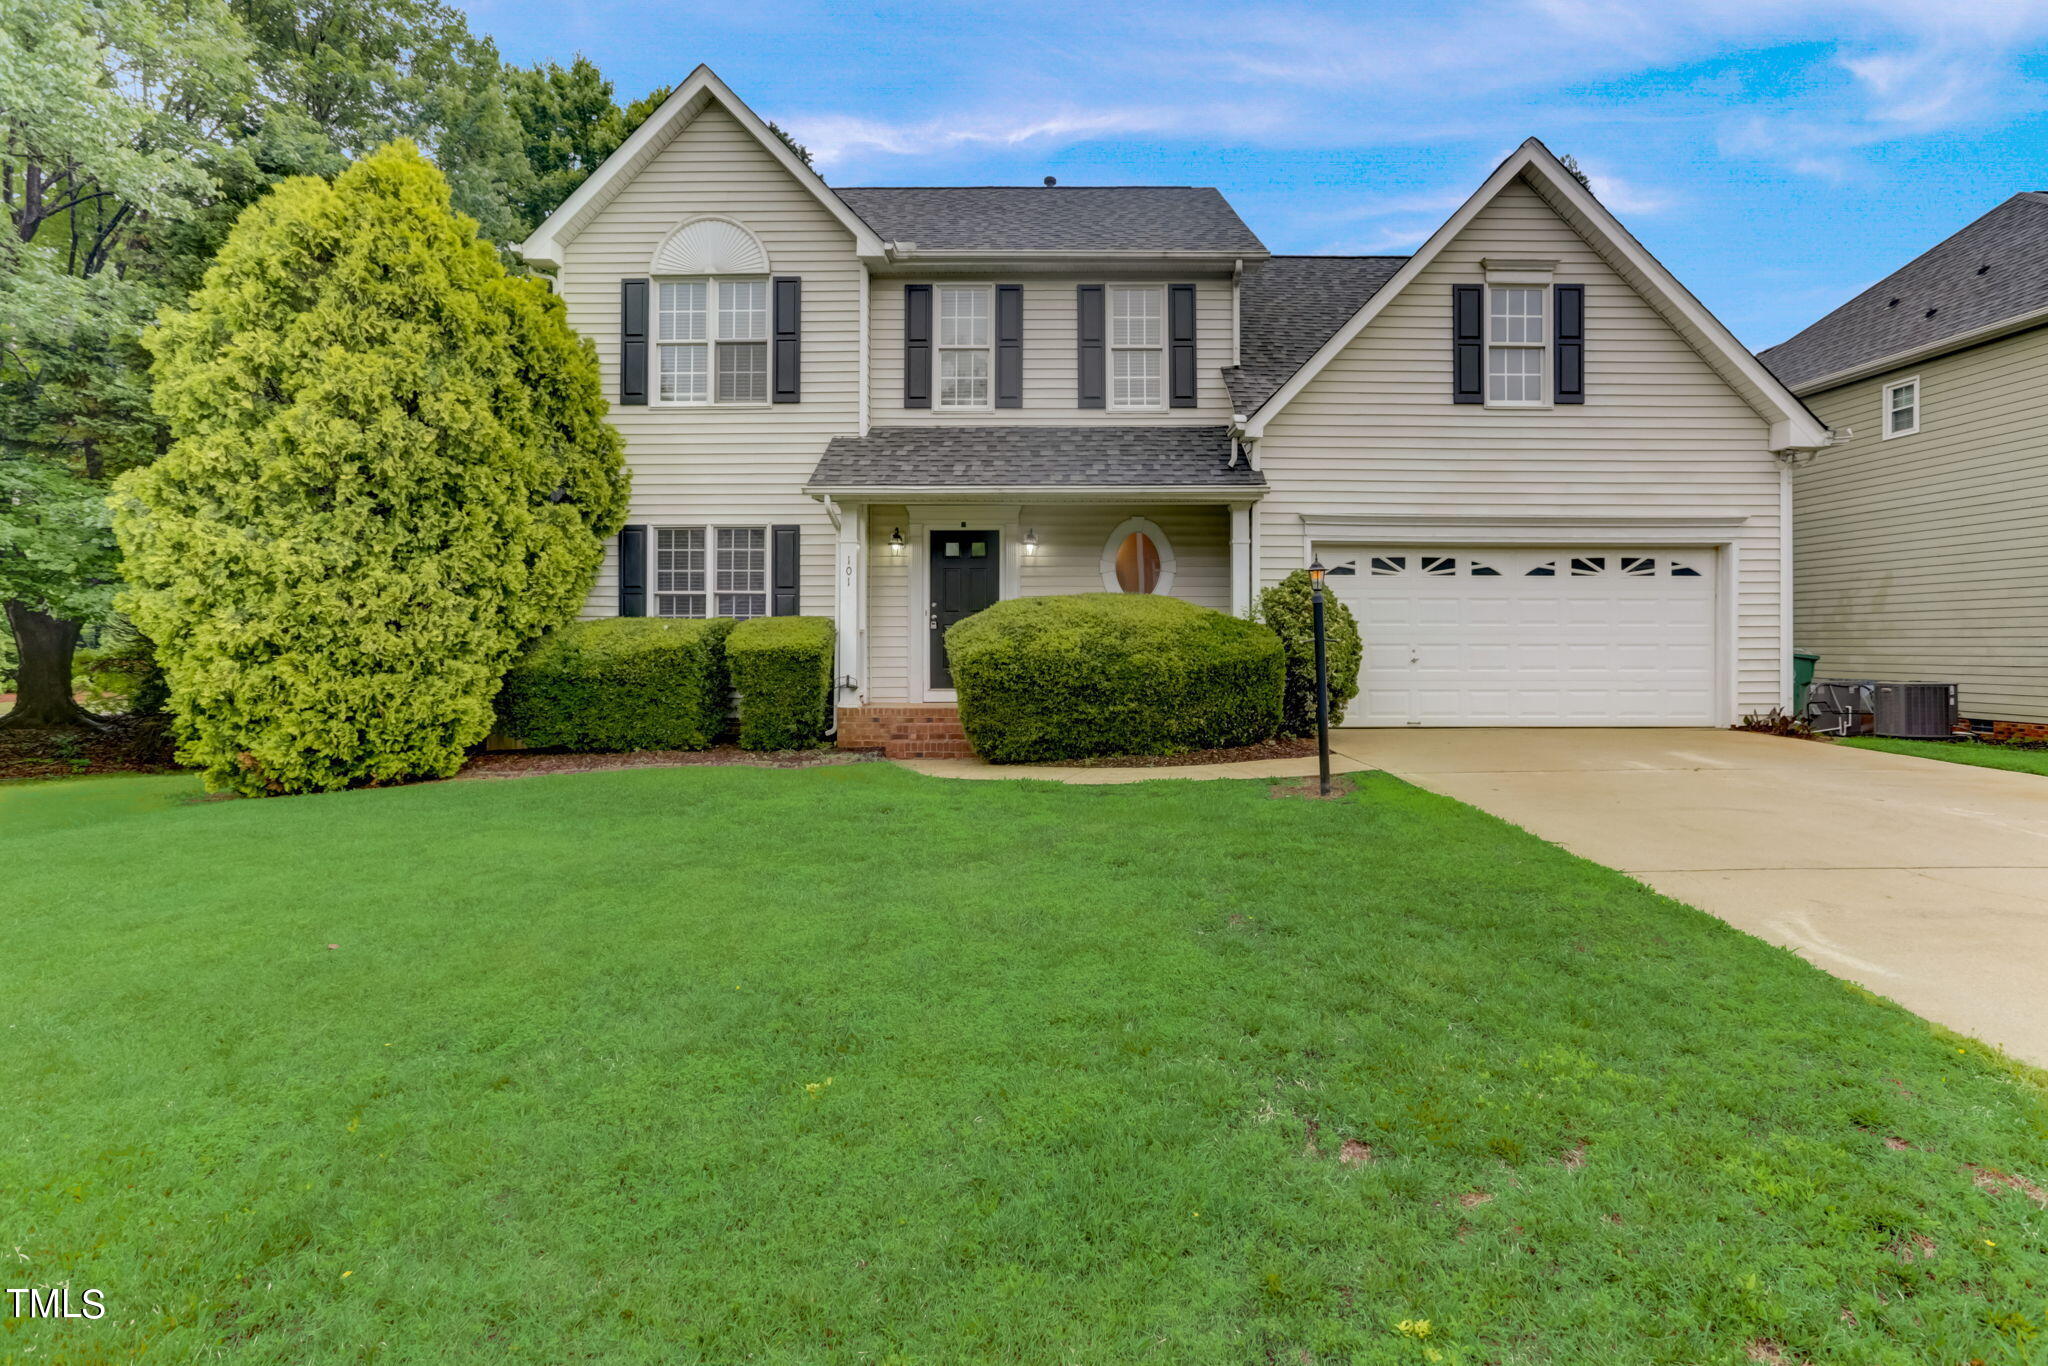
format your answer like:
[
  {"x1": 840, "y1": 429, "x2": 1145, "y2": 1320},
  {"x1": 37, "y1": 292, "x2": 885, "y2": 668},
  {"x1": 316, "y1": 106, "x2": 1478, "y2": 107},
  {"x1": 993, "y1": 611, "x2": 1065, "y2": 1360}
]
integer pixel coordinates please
[
  {"x1": 1487, "y1": 286, "x2": 1546, "y2": 404},
  {"x1": 1109, "y1": 286, "x2": 1165, "y2": 410},
  {"x1": 656, "y1": 277, "x2": 768, "y2": 404},
  {"x1": 936, "y1": 285, "x2": 992, "y2": 409}
]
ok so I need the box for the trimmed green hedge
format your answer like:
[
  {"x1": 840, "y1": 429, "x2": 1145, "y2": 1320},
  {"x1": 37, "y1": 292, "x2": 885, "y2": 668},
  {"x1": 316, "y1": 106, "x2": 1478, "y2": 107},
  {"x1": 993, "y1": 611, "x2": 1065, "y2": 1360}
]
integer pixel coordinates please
[
  {"x1": 729, "y1": 616, "x2": 835, "y2": 751},
  {"x1": 496, "y1": 618, "x2": 733, "y2": 752},
  {"x1": 947, "y1": 594, "x2": 1283, "y2": 763},
  {"x1": 1256, "y1": 569, "x2": 1363, "y2": 736}
]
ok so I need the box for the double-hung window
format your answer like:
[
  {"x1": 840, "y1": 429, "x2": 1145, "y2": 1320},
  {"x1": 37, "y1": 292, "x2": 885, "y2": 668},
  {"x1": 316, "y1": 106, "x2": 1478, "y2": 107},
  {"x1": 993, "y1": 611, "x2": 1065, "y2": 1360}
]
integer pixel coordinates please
[
  {"x1": 1109, "y1": 285, "x2": 1165, "y2": 410},
  {"x1": 936, "y1": 285, "x2": 992, "y2": 409},
  {"x1": 1486, "y1": 286, "x2": 1546, "y2": 404},
  {"x1": 652, "y1": 525, "x2": 768, "y2": 618},
  {"x1": 1883, "y1": 377, "x2": 1920, "y2": 438},
  {"x1": 656, "y1": 278, "x2": 769, "y2": 404}
]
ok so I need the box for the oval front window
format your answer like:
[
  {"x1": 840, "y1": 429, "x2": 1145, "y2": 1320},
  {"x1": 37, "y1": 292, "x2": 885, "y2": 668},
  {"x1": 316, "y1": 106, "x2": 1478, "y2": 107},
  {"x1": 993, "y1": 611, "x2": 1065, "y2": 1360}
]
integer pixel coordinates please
[{"x1": 1115, "y1": 532, "x2": 1162, "y2": 593}]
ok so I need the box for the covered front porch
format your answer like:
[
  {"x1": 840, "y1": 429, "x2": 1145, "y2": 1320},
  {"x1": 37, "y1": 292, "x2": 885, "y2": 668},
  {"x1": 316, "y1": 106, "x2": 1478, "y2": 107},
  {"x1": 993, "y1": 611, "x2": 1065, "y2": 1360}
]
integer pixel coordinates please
[{"x1": 805, "y1": 426, "x2": 1266, "y2": 736}]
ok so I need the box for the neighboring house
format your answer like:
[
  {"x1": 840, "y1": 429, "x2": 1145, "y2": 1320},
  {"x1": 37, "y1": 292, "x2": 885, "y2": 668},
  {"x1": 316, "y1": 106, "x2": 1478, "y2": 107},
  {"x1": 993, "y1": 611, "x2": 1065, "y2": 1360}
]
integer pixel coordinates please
[
  {"x1": 517, "y1": 66, "x2": 1826, "y2": 754},
  {"x1": 1761, "y1": 194, "x2": 2048, "y2": 739}
]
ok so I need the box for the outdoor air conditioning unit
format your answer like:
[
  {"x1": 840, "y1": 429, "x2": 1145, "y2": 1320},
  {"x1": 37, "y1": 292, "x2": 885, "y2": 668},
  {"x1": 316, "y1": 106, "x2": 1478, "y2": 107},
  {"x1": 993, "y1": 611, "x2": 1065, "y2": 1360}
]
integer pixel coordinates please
[
  {"x1": 1806, "y1": 679, "x2": 1874, "y2": 736},
  {"x1": 1872, "y1": 682, "x2": 1959, "y2": 739}
]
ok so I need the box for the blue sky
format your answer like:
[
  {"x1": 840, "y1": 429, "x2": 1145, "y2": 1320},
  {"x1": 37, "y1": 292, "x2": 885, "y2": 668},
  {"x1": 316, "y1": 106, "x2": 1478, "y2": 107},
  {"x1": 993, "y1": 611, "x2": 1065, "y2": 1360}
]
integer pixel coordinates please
[{"x1": 462, "y1": 0, "x2": 2048, "y2": 348}]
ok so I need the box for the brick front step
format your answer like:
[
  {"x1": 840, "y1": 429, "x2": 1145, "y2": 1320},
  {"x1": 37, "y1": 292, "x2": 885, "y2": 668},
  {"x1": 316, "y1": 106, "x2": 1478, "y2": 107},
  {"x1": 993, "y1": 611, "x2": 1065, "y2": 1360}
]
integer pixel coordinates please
[{"x1": 837, "y1": 704, "x2": 973, "y2": 759}]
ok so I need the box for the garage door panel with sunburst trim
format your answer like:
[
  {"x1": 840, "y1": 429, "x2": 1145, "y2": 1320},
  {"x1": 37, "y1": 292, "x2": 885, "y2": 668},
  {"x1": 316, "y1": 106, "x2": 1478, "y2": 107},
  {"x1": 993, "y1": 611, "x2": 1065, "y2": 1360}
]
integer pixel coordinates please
[{"x1": 1325, "y1": 547, "x2": 1717, "y2": 726}]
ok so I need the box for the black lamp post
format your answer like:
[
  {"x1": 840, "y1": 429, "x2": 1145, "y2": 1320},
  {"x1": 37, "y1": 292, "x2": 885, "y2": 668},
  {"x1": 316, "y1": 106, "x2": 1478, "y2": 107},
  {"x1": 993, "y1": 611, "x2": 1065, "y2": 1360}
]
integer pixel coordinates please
[{"x1": 1308, "y1": 557, "x2": 1330, "y2": 796}]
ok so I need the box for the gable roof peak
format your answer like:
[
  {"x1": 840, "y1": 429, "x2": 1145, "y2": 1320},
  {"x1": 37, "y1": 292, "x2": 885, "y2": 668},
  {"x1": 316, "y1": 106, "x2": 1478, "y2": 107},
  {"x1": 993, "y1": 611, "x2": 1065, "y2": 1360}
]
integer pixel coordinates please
[
  {"x1": 515, "y1": 65, "x2": 885, "y2": 268},
  {"x1": 1240, "y1": 135, "x2": 1827, "y2": 451}
]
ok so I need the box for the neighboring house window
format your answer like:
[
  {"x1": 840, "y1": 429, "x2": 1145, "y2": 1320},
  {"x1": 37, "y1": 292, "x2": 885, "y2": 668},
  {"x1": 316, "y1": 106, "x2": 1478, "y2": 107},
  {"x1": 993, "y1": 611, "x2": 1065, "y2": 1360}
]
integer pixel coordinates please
[
  {"x1": 655, "y1": 278, "x2": 769, "y2": 404},
  {"x1": 1487, "y1": 286, "x2": 1546, "y2": 404},
  {"x1": 1100, "y1": 517, "x2": 1176, "y2": 595},
  {"x1": 652, "y1": 525, "x2": 768, "y2": 617},
  {"x1": 1883, "y1": 377, "x2": 1920, "y2": 438},
  {"x1": 936, "y1": 285, "x2": 992, "y2": 409},
  {"x1": 1109, "y1": 286, "x2": 1165, "y2": 410}
]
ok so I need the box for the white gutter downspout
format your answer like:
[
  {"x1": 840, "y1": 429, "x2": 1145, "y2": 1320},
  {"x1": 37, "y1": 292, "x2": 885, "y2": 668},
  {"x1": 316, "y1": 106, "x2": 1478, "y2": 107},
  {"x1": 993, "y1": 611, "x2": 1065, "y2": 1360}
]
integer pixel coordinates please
[{"x1": 1779, "y1": 461, "x2": 1795, "y2": 712}]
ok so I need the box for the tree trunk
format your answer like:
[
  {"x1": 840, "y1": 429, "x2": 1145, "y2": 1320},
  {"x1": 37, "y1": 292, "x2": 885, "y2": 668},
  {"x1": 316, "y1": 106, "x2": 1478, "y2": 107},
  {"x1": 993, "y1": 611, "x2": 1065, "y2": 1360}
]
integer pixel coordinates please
[{"x1": 0, "y1": 599, "x2": 97, "y2": 729}]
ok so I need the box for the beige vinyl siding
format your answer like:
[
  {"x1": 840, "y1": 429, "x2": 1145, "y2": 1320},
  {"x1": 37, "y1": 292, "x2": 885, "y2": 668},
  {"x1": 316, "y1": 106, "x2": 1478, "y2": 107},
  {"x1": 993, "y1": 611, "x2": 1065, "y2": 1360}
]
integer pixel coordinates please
[
  {"x1": 556, "y1": 104, "x2": 861, "y2": 619},
  {"x1": 1253, "y1": 176, "x2": 1787, "y2": 717},
  {"x1": 861, "y1": 503, "x2": 1231, "y2": 702},
  {"x1": 868, "y1": 276, "x2": 1236, "y2": 424},
  {"x1": 1793, "y1": 324, "x2": 2048, "y2": 723}
]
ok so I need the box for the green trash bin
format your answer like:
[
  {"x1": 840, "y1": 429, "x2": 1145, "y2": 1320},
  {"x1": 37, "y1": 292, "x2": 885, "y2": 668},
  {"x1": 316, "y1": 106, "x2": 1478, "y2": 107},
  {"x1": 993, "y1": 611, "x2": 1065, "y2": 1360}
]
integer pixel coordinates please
[{"x1": 1793, "y1": 650, "x2": 1820, "y2": 712}]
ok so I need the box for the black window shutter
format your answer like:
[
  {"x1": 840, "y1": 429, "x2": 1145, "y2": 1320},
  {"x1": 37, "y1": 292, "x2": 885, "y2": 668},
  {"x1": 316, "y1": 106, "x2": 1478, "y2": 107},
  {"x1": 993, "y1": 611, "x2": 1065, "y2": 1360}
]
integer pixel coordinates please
[
  {"x1": 1168, "y1": 283, "x2": 1198, "y2": 407},
  {"x1": 1554, "y1": 283, "x2": 1585, "y2": 404},
  {"x1": 619, "y1": 279, "x2": 649, "y2": 405},
  {"x1": 1076, "y1": 284, "x2": 1105, "y2": 408},
  {"x1": 772, "y1": 276, "x2": 801, "y2": 403},
  {"x1": 995, "y1": 284, "x2": 1024, "y2": 408},
  {"x1": 619, "y1": 524, "x2": 647, "y2": 616},
  {"x1": 903, "y1": 284, "x2": 932, "y2": 408},
  {"x1": 771, "y1": 525, "x2": 800, "y2": 616},
  {"x1": 1452, "y1": 283, "x2": 1484, "y2": 404}
]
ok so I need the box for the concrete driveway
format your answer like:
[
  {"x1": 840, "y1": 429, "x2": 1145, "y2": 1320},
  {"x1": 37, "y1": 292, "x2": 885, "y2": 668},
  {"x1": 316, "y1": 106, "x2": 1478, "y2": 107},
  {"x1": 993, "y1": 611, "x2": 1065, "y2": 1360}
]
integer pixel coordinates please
[{"x1": 1329, "y1": 728, "x2": 2048, "y2": 1067}]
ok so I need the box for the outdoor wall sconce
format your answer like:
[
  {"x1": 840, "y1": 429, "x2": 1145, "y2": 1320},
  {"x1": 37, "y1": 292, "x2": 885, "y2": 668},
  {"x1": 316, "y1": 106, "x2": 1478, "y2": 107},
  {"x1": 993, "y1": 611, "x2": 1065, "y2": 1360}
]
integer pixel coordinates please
[
  {"x1": 1023, "y1": 528, "x2": 1038, "y2": 554},
  {"x1": 888, "y1": 528, "x2": 905, "y2": 552}
]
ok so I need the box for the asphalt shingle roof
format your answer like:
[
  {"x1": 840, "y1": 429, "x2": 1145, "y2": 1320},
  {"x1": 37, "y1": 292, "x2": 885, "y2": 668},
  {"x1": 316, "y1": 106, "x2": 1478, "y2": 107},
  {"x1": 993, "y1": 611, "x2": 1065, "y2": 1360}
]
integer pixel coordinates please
[
  {"x1": 1760, "y1": 192, "x2": 2048, "y2": 391},
  {"x1": 832, "y1": 186, "x2": 1267, "y2": 254},
  {"x1": 806, "y1": 426, "x2": 1263, "y2": 491},
  {"x1": 1223, "y1": 255, "x2": 1409, "y2": 414}
]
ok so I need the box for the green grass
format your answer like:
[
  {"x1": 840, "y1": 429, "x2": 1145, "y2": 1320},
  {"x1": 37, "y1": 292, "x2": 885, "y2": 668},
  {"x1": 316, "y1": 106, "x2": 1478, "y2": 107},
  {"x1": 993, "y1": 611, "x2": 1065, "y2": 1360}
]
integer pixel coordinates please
[
  {"x1": 1841, "y1": 735, "x2": 2048, "y2": 777},
  {"x1": 5, "y1": 767, "x2": 2047, "y2": 1364}
]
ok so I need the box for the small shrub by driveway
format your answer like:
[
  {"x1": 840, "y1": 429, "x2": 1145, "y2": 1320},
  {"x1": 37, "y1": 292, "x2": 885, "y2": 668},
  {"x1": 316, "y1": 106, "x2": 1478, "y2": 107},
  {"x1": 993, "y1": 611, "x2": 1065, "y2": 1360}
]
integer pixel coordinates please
[
  {"x1": 6, "y1": 765, "x2": 2048, "y2": 1362},
  {"x1": 947, "y1": 593, "x2": 1283, "y2": 762},
  {"x1": 1257, "y1": 568, "x2": 1363, "y2": 734}
]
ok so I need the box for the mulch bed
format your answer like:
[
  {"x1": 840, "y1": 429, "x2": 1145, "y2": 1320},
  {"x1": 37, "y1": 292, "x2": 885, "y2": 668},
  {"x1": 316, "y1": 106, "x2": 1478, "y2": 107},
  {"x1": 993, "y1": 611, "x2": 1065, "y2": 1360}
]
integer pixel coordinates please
[
  {"x1": 456, "y1": 746, "x2": 881, "y2": 780},
  {"x1": 0, "y1": 715, "x2": 182, "y2": 781},
  {"x1": 1267, "y1": 773, "x2": 1359, "y2": 800},
  {"x1": 1057, "y1": 736, "x2": 1322, "y2": 768}
]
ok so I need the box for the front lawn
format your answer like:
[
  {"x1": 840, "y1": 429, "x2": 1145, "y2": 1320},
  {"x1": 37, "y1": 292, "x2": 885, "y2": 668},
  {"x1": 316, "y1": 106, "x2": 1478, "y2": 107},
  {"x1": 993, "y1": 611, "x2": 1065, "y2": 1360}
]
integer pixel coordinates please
[
  {"x1": 1842, "y1": 734, "x2": 2048, "y2": 777},
  {"x1": 5, "y1": 767, "x2": 2047, "y2": 1363}
]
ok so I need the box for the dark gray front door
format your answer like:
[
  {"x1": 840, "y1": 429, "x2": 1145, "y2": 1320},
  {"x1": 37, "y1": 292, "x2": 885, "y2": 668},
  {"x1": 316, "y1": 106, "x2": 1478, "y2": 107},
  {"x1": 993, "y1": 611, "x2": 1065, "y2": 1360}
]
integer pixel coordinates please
[{"x1": 930, "y1": 530, "x2": 999, "y2": 689}]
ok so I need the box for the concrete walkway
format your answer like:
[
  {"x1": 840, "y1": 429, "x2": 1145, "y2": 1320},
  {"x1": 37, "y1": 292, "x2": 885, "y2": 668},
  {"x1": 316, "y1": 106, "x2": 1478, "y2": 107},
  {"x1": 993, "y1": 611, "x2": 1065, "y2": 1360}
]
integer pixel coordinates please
[{"x1": 1328, "y1": 728, "x2": 2048, "y2": 1067}]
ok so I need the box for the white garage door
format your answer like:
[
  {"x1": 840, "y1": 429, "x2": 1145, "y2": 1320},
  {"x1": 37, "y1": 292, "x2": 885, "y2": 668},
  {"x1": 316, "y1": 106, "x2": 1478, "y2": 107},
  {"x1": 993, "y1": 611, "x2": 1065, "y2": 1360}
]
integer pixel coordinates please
[{"x1": 1323, "y1": 547, "x2": 1719, "y2": 726}]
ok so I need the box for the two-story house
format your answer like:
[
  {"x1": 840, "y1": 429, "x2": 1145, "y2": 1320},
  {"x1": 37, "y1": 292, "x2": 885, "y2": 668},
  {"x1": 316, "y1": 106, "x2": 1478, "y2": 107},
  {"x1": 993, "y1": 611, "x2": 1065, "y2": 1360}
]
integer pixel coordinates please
[
  {"x1": 1761, "y1": 193, "x2": 2048, "y2": 739},
  {"x1": 516, "y1": 66, "x2": 1827, "y2": 754}
]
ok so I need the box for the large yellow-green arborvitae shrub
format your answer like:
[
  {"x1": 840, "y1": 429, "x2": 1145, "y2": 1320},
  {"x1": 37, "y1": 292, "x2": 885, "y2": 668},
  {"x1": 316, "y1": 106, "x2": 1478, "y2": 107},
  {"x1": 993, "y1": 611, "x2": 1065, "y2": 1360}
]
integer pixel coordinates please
[{"x1": 113, "y1": 143, "x2": 628, "y2": 795}]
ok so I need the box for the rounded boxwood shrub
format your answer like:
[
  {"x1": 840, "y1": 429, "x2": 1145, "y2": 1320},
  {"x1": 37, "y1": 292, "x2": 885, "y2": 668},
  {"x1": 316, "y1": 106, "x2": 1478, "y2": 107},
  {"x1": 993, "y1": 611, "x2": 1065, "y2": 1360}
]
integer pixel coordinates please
[
  {"x1": 947, "y1": 593, "x2": 1283, "y2": 763},
  {"x1": 729, "y1": 616, "x2": 835, "y2": 751},
  {"x1": 497, "y1": 618, "x2": 733, "y2": 752},
  {"x1": 1256, "y1": 569, "x2": 1363, "y2": 736}
]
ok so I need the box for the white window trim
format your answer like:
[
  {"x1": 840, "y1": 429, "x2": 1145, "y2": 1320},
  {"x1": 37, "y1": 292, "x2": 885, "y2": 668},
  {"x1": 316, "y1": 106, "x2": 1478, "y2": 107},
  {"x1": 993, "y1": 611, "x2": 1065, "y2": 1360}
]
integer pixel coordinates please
[
  {"x1": 1100, "y1": 516, "x2": 1177, "y2": 596},
  {"x1": 1484, "y1": 282, "x2": 1550, "y2": 409},
  {"x1": 1107, "y1": 283, "x2": 1168, "y2": 413},
  {"x1": 934, "y1": 283, "x2": 995, "y2": 412},
  {"x1": 1882, "y1": 375, "x2": 1921, "y2": 439},
  {"x1": 651, "y1": 275, "x2": 772, "y2": 408},
  {"x1": 649, "y1": 523, "x2": 771, "y2": 619}
]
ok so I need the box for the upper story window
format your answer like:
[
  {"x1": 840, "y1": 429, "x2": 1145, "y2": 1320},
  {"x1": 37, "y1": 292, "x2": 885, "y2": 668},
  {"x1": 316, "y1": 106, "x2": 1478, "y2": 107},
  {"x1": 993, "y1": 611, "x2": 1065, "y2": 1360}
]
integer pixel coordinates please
[
  {"x1": 936, "y1": 285, "x2": 992, "y2": 409},
  {"x1": 1487, "y1": 286, "x2": 1546, "y2": 404},
  {"x1": 656, "y1": 278, "x2": 768, "y2": 405},
  {"x1": 1109, "y1": 286, "x2": 1165, "y2": 410},
  {"x1": 1883, "y1": 377, "x2": 1920, "y2": 438}
]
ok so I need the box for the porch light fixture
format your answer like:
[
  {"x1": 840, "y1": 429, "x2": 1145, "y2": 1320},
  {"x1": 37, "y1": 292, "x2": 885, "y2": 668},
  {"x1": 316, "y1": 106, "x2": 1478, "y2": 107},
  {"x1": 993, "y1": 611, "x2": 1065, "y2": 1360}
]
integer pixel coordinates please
[
  {"x1": 1023, "y1": 528, "x2": 1038, "y2": 554},
  {"x1": 888, "y1": 527, "x2": 904, "y2": 553}
]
